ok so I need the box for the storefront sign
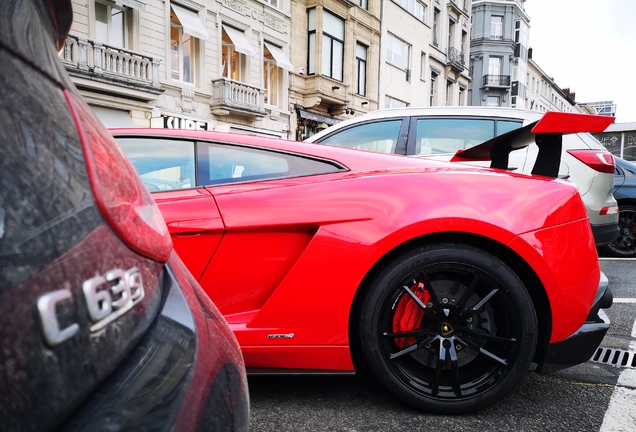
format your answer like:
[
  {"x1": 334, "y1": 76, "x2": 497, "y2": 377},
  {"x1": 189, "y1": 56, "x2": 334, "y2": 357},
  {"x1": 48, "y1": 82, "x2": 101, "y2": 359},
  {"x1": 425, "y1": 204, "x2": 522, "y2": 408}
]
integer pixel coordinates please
[{"x1": 163, "y1": 116, "x2": 208, "y2": 130}]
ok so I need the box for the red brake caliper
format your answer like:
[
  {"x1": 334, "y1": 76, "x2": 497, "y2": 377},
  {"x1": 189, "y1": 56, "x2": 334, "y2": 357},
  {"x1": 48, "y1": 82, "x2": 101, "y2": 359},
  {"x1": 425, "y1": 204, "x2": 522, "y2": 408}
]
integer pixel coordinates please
[{"x1": 392, "y1": 281, "x2": 430, "y2": 349}]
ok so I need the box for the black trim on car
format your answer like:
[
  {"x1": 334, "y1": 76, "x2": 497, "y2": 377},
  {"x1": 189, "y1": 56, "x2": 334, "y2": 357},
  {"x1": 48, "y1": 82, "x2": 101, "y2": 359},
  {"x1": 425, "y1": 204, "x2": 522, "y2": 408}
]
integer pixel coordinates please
[{"x1": 536, "y1": 273, "x2": 612, "y2": 374}]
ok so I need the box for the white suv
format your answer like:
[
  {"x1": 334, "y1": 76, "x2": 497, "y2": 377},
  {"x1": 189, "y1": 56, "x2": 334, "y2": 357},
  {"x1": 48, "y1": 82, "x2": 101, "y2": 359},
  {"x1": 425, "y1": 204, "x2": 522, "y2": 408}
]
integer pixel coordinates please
[{"x1": 306, "y1": 107, "x2": 619, "y2": 246}]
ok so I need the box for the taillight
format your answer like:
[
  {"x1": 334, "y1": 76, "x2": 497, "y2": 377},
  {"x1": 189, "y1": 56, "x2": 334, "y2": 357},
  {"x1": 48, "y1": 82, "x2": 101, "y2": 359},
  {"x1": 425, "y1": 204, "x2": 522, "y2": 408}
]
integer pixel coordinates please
[
  {"x1": 567, "y1": 150, "x2": 616, "y2": 174},
  {"x1": 600, "y1": 206, "x2": 619, "y2": 216},
  {"x1": 64, "y1": 91, "x2": 172, "y2": 262},
  {"x1": 568, "y1": 150, "x2": 616, "y2": 174}
]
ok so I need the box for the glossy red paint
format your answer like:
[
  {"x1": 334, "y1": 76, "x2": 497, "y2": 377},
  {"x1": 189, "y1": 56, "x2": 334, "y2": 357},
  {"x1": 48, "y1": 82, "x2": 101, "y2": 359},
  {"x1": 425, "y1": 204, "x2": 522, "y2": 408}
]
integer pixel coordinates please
[
  {"x1": 153, "y1": 188, "x2": 223, "y2": 280},
  {"x1": 111, "y1": 128, "x2": 604, "y2": 373}
]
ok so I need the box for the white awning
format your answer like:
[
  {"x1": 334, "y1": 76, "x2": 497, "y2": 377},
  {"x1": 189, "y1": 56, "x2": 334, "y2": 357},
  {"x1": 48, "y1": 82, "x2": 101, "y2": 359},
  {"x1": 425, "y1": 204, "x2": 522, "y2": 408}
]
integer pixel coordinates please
[
  {"x1": 114, "y1": 0, "x2": 145, "y2": 11},
  {"x1": 171, "y1": 4, "x2": 210, "y2": 41},
  {"x1": 223, "y1": 25, "x2": 256, "y2": 57},
  {"x1": 264, "y1": 42, "x2": 294, "y2": 72}
]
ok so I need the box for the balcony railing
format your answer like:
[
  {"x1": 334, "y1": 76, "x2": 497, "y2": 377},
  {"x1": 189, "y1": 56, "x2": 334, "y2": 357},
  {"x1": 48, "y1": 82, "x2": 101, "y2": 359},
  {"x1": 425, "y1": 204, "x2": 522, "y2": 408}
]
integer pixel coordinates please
[
  {"x1": 447, "y1": 47, "x2": 465, "y2": 71},
  {"x1": 210, "y1": 78, "x2": 266, "y2": 117},
  {"x1": 60, "y1": 35, "x2": 162, "y2": 95},
  {"x1": 482, "y1": 74, "x2": 511, "y2": 88}
]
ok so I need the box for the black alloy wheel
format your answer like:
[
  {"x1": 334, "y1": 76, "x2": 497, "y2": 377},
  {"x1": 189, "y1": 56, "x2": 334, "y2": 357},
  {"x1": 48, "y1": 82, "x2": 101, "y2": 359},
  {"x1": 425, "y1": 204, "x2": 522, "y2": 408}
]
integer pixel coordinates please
[
  {"x1": 601, "y1": 204, "x2": 636, "y2": 258},
  {"x1": 359, "y1": 244, "x2": 537, "y2": 414}
]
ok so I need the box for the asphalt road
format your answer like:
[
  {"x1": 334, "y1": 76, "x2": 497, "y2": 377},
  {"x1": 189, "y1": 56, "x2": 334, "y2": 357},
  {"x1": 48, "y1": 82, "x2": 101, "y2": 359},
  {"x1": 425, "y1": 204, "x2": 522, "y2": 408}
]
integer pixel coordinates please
[{"x1": 247, "y1": 258, "x2": 636, "y2": 432}]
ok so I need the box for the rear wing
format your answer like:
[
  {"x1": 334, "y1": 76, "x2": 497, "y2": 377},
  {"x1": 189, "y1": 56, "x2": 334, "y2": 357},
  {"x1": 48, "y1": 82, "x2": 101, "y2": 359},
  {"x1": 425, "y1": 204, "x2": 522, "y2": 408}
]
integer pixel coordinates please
[{"x1": 450, "y1": 112, "x2": 615, "y2": 178}]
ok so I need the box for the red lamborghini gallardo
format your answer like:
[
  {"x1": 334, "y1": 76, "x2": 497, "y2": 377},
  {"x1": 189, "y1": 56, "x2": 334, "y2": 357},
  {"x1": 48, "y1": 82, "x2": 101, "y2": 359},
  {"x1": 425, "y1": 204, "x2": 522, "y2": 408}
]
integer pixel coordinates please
[{"x1": 112, "y1": 112, "x2": 613, "y2": 414}]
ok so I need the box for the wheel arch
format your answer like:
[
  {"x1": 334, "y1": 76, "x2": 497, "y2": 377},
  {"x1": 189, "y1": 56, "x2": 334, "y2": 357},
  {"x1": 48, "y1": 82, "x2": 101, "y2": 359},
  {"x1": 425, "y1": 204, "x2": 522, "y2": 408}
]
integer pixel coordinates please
[{"x1": 347, "y1": 231, "x2": 552, "y2": 374}]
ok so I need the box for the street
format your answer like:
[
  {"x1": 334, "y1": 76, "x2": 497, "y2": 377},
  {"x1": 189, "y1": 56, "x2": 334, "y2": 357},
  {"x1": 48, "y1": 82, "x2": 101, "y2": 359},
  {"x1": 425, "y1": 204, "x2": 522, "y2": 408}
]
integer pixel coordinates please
[{"x1": 248, "y1": 258, "x2": 636, "y2": 432}]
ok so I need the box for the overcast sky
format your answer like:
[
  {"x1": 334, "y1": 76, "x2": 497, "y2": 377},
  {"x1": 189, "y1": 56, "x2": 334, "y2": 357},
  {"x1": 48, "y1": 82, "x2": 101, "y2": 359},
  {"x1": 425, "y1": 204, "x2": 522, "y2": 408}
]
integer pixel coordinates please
[{"x1": 522, "y1": 0, "x2": 636, "y2": 123}]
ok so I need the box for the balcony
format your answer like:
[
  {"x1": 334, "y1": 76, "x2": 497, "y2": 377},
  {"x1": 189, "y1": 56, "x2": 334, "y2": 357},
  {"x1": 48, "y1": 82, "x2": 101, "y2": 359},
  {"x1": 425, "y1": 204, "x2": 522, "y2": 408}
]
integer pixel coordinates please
[
  {"x1": 482, "y1": 74, "x2": 511, "y2": 88},
  {"x1": 210, "y1": 78, "x2": 266, "y2": 117},
  {"x1": 447, "y1": 47, "x2": 465, "y2": 72},
  {"x1": 60, "y1": 35, "x2": 162, "y2": 99}
]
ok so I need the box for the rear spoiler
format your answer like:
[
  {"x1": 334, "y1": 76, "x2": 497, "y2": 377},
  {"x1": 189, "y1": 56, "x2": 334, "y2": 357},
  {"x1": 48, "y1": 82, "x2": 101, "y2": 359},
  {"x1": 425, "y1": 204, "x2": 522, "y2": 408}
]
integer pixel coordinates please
[{"x1": 450, "y1": 112, "x2": 615, "y2": 178}]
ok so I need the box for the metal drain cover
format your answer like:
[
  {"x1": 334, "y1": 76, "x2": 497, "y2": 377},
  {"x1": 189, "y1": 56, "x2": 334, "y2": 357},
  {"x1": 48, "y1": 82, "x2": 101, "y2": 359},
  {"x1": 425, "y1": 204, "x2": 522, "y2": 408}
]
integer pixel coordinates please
[{"x1": 590, "y1": 347, "x2": 636, "y2": 368}]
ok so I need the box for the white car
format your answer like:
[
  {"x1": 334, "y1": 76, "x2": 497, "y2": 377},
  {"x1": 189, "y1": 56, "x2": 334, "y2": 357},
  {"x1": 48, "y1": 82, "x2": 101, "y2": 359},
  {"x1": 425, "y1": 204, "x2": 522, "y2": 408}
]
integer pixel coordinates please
[{"x1": 306, "y1": 107, "x2": 619, "y2": 246}]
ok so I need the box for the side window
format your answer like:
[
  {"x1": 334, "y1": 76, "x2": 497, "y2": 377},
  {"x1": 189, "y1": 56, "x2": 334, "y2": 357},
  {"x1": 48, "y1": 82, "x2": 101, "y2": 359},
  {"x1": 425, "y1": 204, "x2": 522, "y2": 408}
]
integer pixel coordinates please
[
  {"x1": 414, "y1": 119, "x2": 494, "y2": 155},
  {"x1": 197, "y1": 143, "x2": 344, "y2": 185},
  {"x1": 315, "y1": 120, "x2": 403, "y2": 154},
  {"x1": 496, "y1": 120, "x2": 523, "y2": 136},
  {"x1": 117, "y1": 138, "x2": 196, "y2": 191}
]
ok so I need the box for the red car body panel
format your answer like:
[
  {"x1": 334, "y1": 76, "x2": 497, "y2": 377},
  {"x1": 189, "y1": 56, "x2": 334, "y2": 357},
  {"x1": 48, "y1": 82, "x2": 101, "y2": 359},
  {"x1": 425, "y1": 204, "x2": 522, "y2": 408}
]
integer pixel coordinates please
[{"x1": 111, "y1": 128, "x2": 603, "y2": 372}]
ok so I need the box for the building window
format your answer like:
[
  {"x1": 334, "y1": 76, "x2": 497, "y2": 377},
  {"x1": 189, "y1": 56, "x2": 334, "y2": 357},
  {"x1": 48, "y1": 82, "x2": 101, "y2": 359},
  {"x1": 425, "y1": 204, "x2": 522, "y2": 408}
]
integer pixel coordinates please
[
  {"x1": 222, "y1": 26, "x2": 251, "y2": 82},
  {"x1": 95, "y1": 1, "x2": 127, "y2": 48},
  {"x1": 433, "y1": 9, "x2": 440, "y2": 46},
  {"x1": 170, "y1": 5, "x2": 202, "y2": 84},
  {"x1": 448, "y1": 19, "x2": 455, "y2": 49},
  {"x1": 459, "y1": 86, "x2": 465, "y2": 106},
  {"x1": 387, "y1": 33, "x2": 411, "y2": 71},
  {"x1": 355, "y1": 43, "x2": 367, "y2": 96},
  {"x1": 322, "y1": 10, "x2": 345, "y2": 80},
  {"x1": 308, "y1": 9, "x2": 344, "y2": 80},
  {"x1": 358, "y1": 0, "x2": 368, "y2": 10},
  {"x1": 265, "y1": 0, "x2": 278, "y2": 7},
  {"x1": 490, "y1": 15, "x2": 503, "y2": 39},
  {"x1": 488, "y1": 56, "x2": 502, "y2": 76},
  {"x1": 430, "y1": 70, "x2": 439, "y2": 105},
  {"x1": 461, "y1": 30, "x2": 467, "y2": 55},
  {"x1": 420, "y1": 52, "x2": 427, "y2": 81},
  {"x1": 487, "y1": 96, "x2": 500, "y2": 107},
  {"x1": 446, "y1": 80, "x2": 453, "y2": 106},
  {"x1": 392, "y1": 0, "x2": 426, "y2": 22},
  {"x1": 308, "y1": 9, "x2": 316, "y2": 74},
  {"x1": 385, "y1": 95, "x2": 409, "y2": 108},
  {"x1": 264, "y1": 44, "x2": 283, "y2": 108}
]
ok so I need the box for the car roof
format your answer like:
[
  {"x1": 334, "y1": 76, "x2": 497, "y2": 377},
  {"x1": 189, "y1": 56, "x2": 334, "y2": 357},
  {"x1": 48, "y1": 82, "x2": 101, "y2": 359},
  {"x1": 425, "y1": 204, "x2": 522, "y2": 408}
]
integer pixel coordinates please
[
  {"x1": 306, "y1": 106, "x2": 544, "y2": 142},
  {"x1": 110, "y1": 127, "x2": 490, "y2": 174}
]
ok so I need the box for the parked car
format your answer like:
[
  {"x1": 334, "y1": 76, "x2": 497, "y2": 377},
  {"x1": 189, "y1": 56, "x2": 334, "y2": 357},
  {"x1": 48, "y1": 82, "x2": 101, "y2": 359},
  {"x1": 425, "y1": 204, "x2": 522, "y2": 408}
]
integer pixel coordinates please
[
  {"x1": 598, "y1": 156, "x2": 636, "y2": 257},
  {"x1": 112, "y1": 117, "x2": 612, "y2": 414},
  {"x1": 305, "y1": 107, "x2": 619, "y2": 247},
  {"x1": 0, "y1": 1, "x2": 248, "y2": 431}
]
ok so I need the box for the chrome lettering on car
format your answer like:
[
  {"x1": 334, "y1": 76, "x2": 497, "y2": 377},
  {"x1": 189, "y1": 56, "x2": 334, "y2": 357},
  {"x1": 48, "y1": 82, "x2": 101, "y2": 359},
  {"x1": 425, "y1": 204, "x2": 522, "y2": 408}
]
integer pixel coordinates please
[
  {"x1": 37, "y1": 289, "x2": 79, "y2": 346},
  {"x1": 267, "y1": 333, "x2": 295, "y2": 339},
  {"x1": 36, "y1": 267, "x2": 144, "y2": 346},
  {"x1": 83, "y1": 267, "x2": 144, "y2": 332}
]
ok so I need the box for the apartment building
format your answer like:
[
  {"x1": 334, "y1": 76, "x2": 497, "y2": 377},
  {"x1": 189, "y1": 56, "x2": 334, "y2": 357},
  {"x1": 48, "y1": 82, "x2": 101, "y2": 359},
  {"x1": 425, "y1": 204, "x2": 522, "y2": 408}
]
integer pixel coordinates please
[
  {"x1": 379, "y1": 0, "x2": 472, "y2": 109},
  {"x1": 288, "y1": 0, "x2": 382, "y2": 140},
  {"x1": 524, "y1": 55, "x2": 581, "y2": 114},
  {"x1": 64, "y1": 0, "x2": 293, "y2": 137},
  {"x1": 467, "y1": 0, "x2": 529, "y2": 108}
]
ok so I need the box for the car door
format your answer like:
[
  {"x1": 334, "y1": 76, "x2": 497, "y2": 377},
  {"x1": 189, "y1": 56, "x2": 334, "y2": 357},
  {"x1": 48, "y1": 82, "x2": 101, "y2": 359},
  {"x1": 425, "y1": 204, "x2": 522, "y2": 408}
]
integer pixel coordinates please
[
  {"x1": 116, "y1": 136, "x2": 224, "y2": 280},
  {"x1": 191, "y1": 140, "x2": 347, "y2": 321},
  {"x1": 406, "y1": 116, "x2": 526, "y2": 171}
]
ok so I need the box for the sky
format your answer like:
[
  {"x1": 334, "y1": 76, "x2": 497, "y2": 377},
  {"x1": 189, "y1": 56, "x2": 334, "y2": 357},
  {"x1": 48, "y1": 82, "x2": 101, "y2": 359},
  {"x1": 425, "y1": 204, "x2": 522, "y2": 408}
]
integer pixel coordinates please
[{"x1": 522, "y1": 0, "x2": 636, "y2": 123}]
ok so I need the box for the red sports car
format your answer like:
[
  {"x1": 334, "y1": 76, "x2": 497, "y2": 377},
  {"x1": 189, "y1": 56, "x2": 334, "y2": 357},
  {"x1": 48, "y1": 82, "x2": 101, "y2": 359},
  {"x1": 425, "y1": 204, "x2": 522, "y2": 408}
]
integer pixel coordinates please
[{"x1": 113, "y1": 113, "x2": 613, "y2": 414}]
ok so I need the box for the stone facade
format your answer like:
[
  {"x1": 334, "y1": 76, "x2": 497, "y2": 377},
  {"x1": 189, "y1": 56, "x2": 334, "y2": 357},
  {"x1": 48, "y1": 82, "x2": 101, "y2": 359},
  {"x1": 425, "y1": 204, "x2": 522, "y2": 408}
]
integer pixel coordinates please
[
  {"x1": 379, "y1": 0, "x2": 472, "y2": 109},
  {"x1": 66, "y1": 0, "x2": 293, "y2": 137}
]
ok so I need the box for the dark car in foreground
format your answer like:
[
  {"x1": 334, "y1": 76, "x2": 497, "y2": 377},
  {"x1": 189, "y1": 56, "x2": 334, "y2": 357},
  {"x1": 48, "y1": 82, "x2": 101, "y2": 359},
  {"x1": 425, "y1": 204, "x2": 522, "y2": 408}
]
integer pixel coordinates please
[
  {"x1": 599, "y1": 156, "x2": 636, "y2": 257},
  {"x1": 0, "y1": 1, "x2": 248, "y2": 430}
]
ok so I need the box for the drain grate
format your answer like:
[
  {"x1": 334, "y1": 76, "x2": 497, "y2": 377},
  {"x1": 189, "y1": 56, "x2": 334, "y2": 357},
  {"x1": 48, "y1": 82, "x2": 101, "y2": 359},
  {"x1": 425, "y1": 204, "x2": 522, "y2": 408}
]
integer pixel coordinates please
[{"x1": 590, "y1": 347, "x2": 636, "y2": 368}]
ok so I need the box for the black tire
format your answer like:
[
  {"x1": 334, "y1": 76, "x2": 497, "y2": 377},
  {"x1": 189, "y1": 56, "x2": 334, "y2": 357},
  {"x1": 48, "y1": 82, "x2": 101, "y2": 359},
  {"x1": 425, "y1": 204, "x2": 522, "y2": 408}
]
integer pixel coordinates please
[
  {"x1": 599, "y1": 204, "x2": 636, "y2": 258},
  {"x1": 359, "y1": 244, "x2": 537, "y2": 414}
]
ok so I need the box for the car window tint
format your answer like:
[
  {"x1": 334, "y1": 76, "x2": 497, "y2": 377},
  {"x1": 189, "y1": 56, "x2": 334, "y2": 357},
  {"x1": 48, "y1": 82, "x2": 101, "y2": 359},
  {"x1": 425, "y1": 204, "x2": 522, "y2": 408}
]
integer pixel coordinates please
[
  {"x1": 317, "y1": 120, "x2": 402, "y2": 153},
  {"x1": 198, "y1": 142, "x2": 344, "y2": 185},
  {"x1": 415, "y1": 119, "x2": 494, "y2": 155},
  {"x1": 117, "y1": 138, "x2": 196, "y2": 191},
  {"x1": 496, "y1": 120, "x2": 523, "y2": 136}
]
